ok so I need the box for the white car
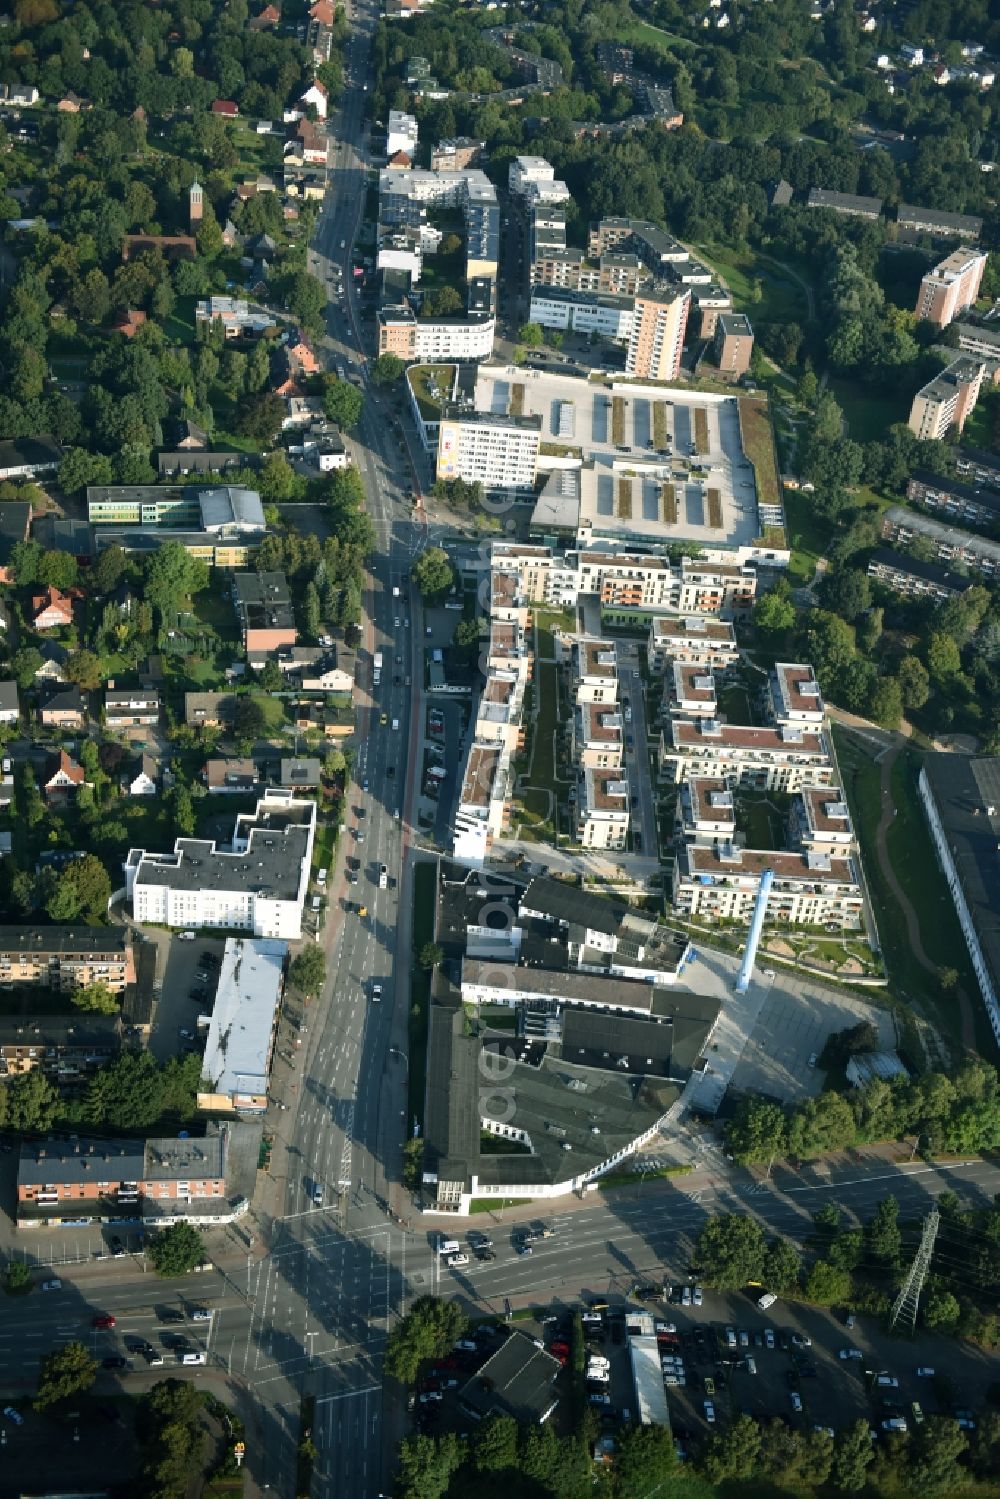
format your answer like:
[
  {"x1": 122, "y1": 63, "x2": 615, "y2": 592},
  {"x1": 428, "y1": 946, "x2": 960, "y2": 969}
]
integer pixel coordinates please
[
  {"x1": 916, "y1": 1367, "x2": 935, "y2": 1378},
  {"x1": 179, "y1": 931, "x2": 196, "y2": 941},
  {"x1": 791, "y1": 1334, "x2": 812, "y2": 1349},
  {"x1": 664, "y1": 1373, "x2": 685, "y2": 1386},
  {"x1": 681, "y1": 1286, "x2": 692, "y2": 1306},
  {"x1": 790, "y1": 1392, "x2": 803, "y2": 1413},
  {"x1": 586, "y1": 1368, "x2": 610, "y2": 1384},
  {"x1": 704, "y1": 1401, "x2": 716, "y2": 1423},
  {"x1": 882, "y1": 1417, "x2": 907, "y2": 1433},
  {"x1": 693, "y1": 1286, "x2": 703, "y2": 1307},
  {"x1": 191, "y1": 1309, "x2": 213, "y2": 1323},
  {"x1": 655, "y1": 1322, "x2": 677, "y2": 1334},
  {"x1": 41, "y1": 1280, "x2": 62, "y2": 1292},
  {"x1": 447, "y1": 1253, "x2": 469, "y2": 1268}
]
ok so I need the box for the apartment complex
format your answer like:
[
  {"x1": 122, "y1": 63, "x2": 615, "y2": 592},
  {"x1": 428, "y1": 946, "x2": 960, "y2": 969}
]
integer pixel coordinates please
[
  {"x1": 0, "y1": 1015, "x2": 120, "y2": 1081},
  {"x1": 806, "y1": 188, "x2": 882, "y2": 220},
  {"x1": 0, "y1": 926, "x2": 134, "y2": 994},
  {"x1": 386, "y1": 109, "x2": 418, "y2": 158},
  {"x1": 906, "y1": 472, "x2": 1000, "y2": 530},
  {"x1": 659, "y1": 712, "x2": 834, "y2": 791},
  {"x1": 376, "y1": 304, "x2": 495, "y2": 362},
  {"x1": 625, "y1": 283, "x2": 691, "y2": 381},
  {"x1": 672, "y1": 842, "x2": 862, "y2": 928},
  {"x1": 867, "y1": 547, "x2": 973, "y2": 604},
  {"x1": 647, "y1": 615, "x2": 739, "y2": 672},
  {"x1": 232, "y1": 570, "x2": 297, "y2": 657},
  {"x1": 908, "y1": 357, "x2": 985, "y2": 439},
  {"x1": 126, "y1": 790, "x2": 317, "y2": 939},
  {"x1": 578, "y1": 553, "x2": 757, "y2": 620},
  {"x1": 430, "y1": 136, "x2": 483, "y2": 172},
  {"x1": 915, "y1": 248, "x2": 988, "y2": 328},
  {"x1": 956, "y1": 321, "x2": 1000, "y2": 363},
  {"x1": 881, "y1": 506, "x2": 1000, "y2": 580},
  {"x1": 713, "y1": 312, "x2": 754, "y2": 377}
]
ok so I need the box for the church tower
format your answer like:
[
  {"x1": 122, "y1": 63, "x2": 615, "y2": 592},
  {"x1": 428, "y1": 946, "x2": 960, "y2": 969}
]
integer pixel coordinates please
[{"x1": 189, "y1": 179, "x2": 204, "y2": 230}]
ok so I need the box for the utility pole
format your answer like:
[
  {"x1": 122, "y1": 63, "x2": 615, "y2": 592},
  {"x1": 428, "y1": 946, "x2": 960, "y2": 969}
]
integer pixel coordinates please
[{"x1": 889, "y1": 1207, "x2": 939, "y2": 1334}]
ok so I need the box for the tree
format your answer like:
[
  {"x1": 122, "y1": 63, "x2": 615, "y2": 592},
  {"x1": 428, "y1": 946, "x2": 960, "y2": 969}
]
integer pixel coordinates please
[
  {"x1": 35, "y1": 1341, "x2": 97, "y2": 1410},
  {"x1": 45, "y1": 855, "x2": 112, "y2": 924},
  {"x1": 786, "y1": 1091, "x2": 857, "y2": 1159},
  {"x1": 822, "y1": 568, "x2": 871, "y2": 622},
  {"x1": 145, "y1": 542, "x2": 209, "y2": 614},
  {"x1": 701, "y1": 1414, "x2": 762, "y2": 1481},
  {"x1": 59, "y1": 447, "x2": 114, "y2": 495},
  {"x1": 11, "y1": 647, "x2": 42, "y2": 690},
  {"x1": 868, "y1": 675, "x2": 902, "y2": 730},
  {"x1": 866, "y1": 1195, "x2": 901, "y2": 1266},
  {"x1": 473, "y1": 1415, "x2": 518, "y2": 1473},
  {"x1": 803, "y1": 1258, "x2": 851, "y2": 1305},
  {"x1": 831, "y1": 1419, "x2": 876, "y2": 1492},
  {"x1": 257, "y1": 660, "x2": 283, "y2": 692},
  {"x1": 86, "y1": 1052, "x2": 166, "y2": 1130},
  {"x1": 693, "y1": 1215, "x2": 766, "y2": 1289},
  {"x1": 233, "y1": 696, "x2": 267, "y2": 743},
  {"x1": 396, "y1": 1433, "x2": 463, "y2": 1499},
  {"x1": 91, "y1": 545, "x2": 129, "y2": 596},
  {"x1": 6, "y1": 1070, "x2": 58, "y2": 1132},
  {"x1": 725, "y1": 1095, "x2": 788, "y2": 1164},
  {"x1": 323, "y1": 378, "x2": 364, "y2": 429},
  {"x1": 614, "y1": 1422, "x2": 676, "y2": 1488},
  {"x1": 419, "y1": 942, "x2": 443, "y2": 971},
  {"x1": 37, "y1": 550, "x2": 79, "y2": 590},
  {"x1": 65, "y1": 649, "x2": 104, "y2": 693},
  {"x1": 385, "y1": 1296, "x2": 468, "y2": 1385},
  {"x1": 289, "y1": 945, "x2": 326, "y2": 995},
  {"x1": 411, "y1": 547, "x2": 454, "y2": 600},
  {"x1": 926, "y1": 631, "x2": 961, "y2": 685},
  {"x1": 898, "y1": 656, "x2": 931, "y2": 712},
  {"x1": 908, "y1": 1414, "x2": 968, "y2": 1493},
  {"x1": 4, "y1": 1260, "x2": 32, "y2": 1295},
  {"x1": 72, "y1": 982, "x2": 119, "y2": 1016},
  {"x1": 235, "y1": 392, "x2": 285, "y2": 440},
  {"x1": 171, "y1": 785, "x2": 196, "y2": 839},
  {"x1": 754, "y1": 582, "x2": 797, "y2": 635},
  {"x1": 278, "y1": 269, "x2": 327, "y2": 331},
  {"x1": 303, "y1": 581, "x2": 322, "y2": 638},
  {"x1": 453, "y1": 616, "x2": 480, "y2": 663},
  {"x1": 518, "y1": 321, "x2": 544, "y2": 347},
  {"x1": 148, "y1": 1222, "x2": 206, "y2": 1277},
  {"x1": 763, "y1": 1237, "x2": 801, "y2": 1294},
  {"x1": 372, "y1": 353, "x2": 404, "y2": 386}
]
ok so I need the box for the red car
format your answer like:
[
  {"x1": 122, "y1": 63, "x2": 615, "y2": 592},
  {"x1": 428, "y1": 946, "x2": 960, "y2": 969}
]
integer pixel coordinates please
[
  {"x1": 550, "y1": 1341, "x2": 570, "y2": 1357},
  {"x1": 92, "y1": 1314, "x2": 116, "y2": 1330}
]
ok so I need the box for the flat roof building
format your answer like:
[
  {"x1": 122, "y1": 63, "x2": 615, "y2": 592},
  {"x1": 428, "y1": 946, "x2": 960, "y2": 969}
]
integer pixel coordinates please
[
  {"x1": 807, "y1": 188, "x2": 882, "y2": 220},
  {"x1": 198, "y1": 938, "x2": 286, "y2": 1113},
  {"x1": 915, "y1": 248, "x2": 987, "y2": 330},
  {"x1": 881, "y1": 505, "x2": 1000, "y2": 580},
  {"x1": 919, "y1": 755, "x2": 1000, "y2": 1045},
  {"x1": 908, "y1": 357, "x2": 985, "y2": 440}
]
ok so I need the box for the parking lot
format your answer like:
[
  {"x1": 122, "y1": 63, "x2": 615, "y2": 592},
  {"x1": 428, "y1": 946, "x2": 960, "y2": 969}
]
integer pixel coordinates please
[{"x1": 147, "y1": 935, "x2": 225, "y2": 1063}]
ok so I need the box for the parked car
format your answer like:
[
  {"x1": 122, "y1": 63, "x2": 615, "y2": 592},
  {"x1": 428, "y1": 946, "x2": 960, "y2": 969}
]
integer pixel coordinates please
[
  {"x1": 839, "y1": 1348, "x2": 863, "y2": 1360},
  {"x1": 790, "y1": 1393, "x2": 803, "y2": 1414},
  {"x1": 704, "y1": 1401, "x2": 716, "y2": 1423},
  {"x1": 3, "y1": 1407, "x2": 24, "y2": 1426}
]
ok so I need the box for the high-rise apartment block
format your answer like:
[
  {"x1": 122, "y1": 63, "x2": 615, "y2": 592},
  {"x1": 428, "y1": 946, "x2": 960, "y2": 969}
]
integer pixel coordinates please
[
  {"x1": 915, "y1": 248, "x2": 988, "y2": 329},
  {"x1": 626, "y1": 284, "x2": 691, "y2": 380},
  {"x1": 908, "y1": 356, "x2": 986, "y2": 439},
  {"x1": 713, "y1": 312, "x2": 754, "y2": 377}
]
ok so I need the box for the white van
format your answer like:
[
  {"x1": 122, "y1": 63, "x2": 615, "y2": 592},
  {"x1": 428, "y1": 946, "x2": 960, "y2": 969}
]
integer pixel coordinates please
[
  {"x1": 317, "y1": 868, "x2": 328, "y2": 885},
  {"x1": 745, "y1": 1356, "x2": 757, "y2": 1375},
  {"x1": 182, "y1": 1352, "x2": 206, "y2": 1366},
  {"x1": 391, "y1": 718, "x2": 399, "y2": 731},
  {"x1": 436, "y1": 1238, "x2": 460, "y2": 1257}
]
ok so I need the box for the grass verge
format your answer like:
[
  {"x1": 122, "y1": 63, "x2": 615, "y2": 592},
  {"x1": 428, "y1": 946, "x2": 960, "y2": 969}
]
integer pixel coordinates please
[{"x1": 597, "y1": 1164, "x2": 693, "y2": 1189}]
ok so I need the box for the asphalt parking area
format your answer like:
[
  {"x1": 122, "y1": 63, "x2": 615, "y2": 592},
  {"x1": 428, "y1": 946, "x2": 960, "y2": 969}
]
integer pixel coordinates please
[
  {"x1": 148, "y1": 937, "x2": 224, "y2": 1063},
  {"x1": 731, "y1": 978, "x2": 896, "y2": 1103}
]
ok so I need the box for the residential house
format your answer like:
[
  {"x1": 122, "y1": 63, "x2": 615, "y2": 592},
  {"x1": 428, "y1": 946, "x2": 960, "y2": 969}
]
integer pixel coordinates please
[
  {"x1": 203, "y1": 757, "x2": 262, "y2": 794},
  {"x1": 39, "y1": 685, "x2": 87, "y2": 730},
  {"x1": 57, "y1": 93, "x2": 85, "y2": 112},
  {"x1": 195, "y1": 297, "x2": 277, "y2": 340},
  {"x1": 42, "y1": 750, "x2": 88, "y2": 800},
  {"x1": 299, "y1": 652, "x2": 356, "y2": 693},
  {"x1": 184, "y1": 691, "x2": 237, "y2": 729},
  {"x1": 806, "y1": 188, "x2": 883, "y2": 220},
  {"x1": 113, "y1": 309, "x2": 147, "y2": 338},
  {"x1": 105, "y1": 687, "x2": 161, "y2": 730},
  {"x1": 211, "y1": 100, "x2": 239, "y2": 117},
  {"x1": 127, "y1": 754, "x2": 159, "y2": 797},
  {"x1": 158, "y1": 451, "x2": 244, "y2": 478},
  {"x1": 0, "y1": 681, "x2": 19, "y2": 726},
  {"x1": 31, "y1": 587, "x2": 80, "y2": 631},
  {"x1": 33, "y1": 642, "x2": 68, "y2": 684},
  {"x1": 176, "y1": 420, "x2": 210, "y2": 450},
  {"x1": 279, "y1": 757, "x2": 322, "y2": 789},
  {"x1": 249, "y1": 2, "x2": 281, "y2": 29},
  {"x1": 301, "y1": 80, "x2": 328, "y2": 118},
  {"x1": 0, "y1": 499, "x2": 32, "y2": 583},
  {"x1": 0, "y1": 84, "x2": 40, "y2": 106}
]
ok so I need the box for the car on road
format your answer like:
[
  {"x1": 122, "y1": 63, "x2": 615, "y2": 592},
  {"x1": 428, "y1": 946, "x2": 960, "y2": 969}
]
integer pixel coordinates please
[
  {"x1": 102, "y1": 1356, "x2": 129, "y2": 1370},
  {"x1": 911, "y1": 1403, "x2": 925, "y2": 1425},
  {"x1": 589, "y1": 1392, "x2": 612, "y2": 1407},
  {"x1": 790, "y1": 1334, "x2": 812, "y2": 1349},
  {"x1": 313, "y1": 1187, "x2": 324, "y2": 1206},
  {"x1": 380, "y1": 713, "x2": 388, "y2": 726},
  {"x1": 3, "y1": 1406, "x2": 24, "y2": 1426},
  {"x1": 916, "y1": 1367, "x2": 935, "y2": 1378},
  {"x1": 790, "y1": 1392, "x2": 803, "y2": 1413},
  {"x1": 839, "y1": 1348, "x2": 863, "y2": 1360},
  {"x1": 41, "y1": 1279, "x2": 62, "y2": 1292},
  {"x1": 179, "y1": 1028, "x2": 194, "y2": 1041},
  {"x1": 474, "y1": 1247, "x2": 495, "y2": 1262},
  {"x1": 738, "y1": 1330, "x2": 749, "y2": 1349},
  {"x1": 515, "y1": 1240, "x2": 532, "y2": 1255},
  {"x1": 93, "y1": 1314, "x2": 116, "y2": 1329},
  {"x1": 191, "y1": 1309, "x2": 212, "y2": 1323},
  {"x1": 469, "y1": 1232, "x2": 492, "y2": 1249},
  {"x1": 882, "y1": 1417, "x2": 907, "y2": 1433},
  {"x1": 447, "y1": 1253, "x2": 469, "y2": 1269},
  {"x1": 681, "y1": 1285, "x2": 692, "y2": 1306},
  {"x1": 371, "y1": 983, "x2": 382, "y2": 1002},
  {"x1": 703, "y1": 1401, "x2": 715, "y2": 1423},
  {"x1": 764, "y1": 1328, "x2": 775, "y2": 1350}
]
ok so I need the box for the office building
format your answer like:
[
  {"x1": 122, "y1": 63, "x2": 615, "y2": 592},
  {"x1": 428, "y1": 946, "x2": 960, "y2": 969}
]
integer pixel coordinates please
[
  {"x1": 908, "y1": 357, "x2": 985, "y2": 439},
  {"x1": 915, "y1": 248, "x2": 988, "y2": 328},
  {"x1": 626, "y1": 284, "x2": 691, "y2": 380},
  {"x1": 126, "y1": 790, "x2": 317, "y2": 940},
  {"x1": 436, "y1": 412, "x2": 541, "y2": 492},
  {"x1": 528, "y1": 286, "x2": 635, "y2": 340}
]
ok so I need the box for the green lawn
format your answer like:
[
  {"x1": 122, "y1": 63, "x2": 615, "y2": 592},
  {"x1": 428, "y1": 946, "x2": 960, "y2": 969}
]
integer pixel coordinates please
[
  {"x1": 615, "y1": 16, "x2": 696, "y2": 53},
  {"x1": 717, "y1": 684, "x2": 752, "y2": 724},
  {"x1": 163, "y1": 295, "x2": 198, "y2": 347},
  {"x1": 782, "y1": 487, "x2": 834, "y2": 585},
  {"x1": 828, "y1": 376, "x2": 909, "y2": 443},
  {"x1": 834, "y1": 730, "x2": 989, "y2": 1057},
  {"x1": 696, "y1": 244, "x2": 811, "y2": 326}
]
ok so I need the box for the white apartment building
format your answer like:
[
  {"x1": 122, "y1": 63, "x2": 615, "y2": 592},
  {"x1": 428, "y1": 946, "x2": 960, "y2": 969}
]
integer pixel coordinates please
[
  {"x1": 669, "y1": 662, "x2": 718, "y2": 718},
  {"x1": 673, "y1": 843, "x2": 863, "y2": 928},
  {"x1": 528, "y1": 287, "x2": 634, "y2": 339},
  {"x1": 648, "y1": 615, "x2": 739, "y2": 671},
  {"x1": 769, "y1": 662, "x2": 825, "y2": 727},
  {"x1": 452, "y1": 743, "x2": 510, "y2": 867},
  {"x1": 377, "y1": 305, "x2": 495, "y2": 362},
  {"x1": 576, "y1": 767, "x2": 630, "y2": 849},
  {"x1": 386, "y1": 109, "x2": 419, "y2": 159},
  {"x1": 793, "y1": 786, "x2": 855, "y2": 852},
  {"x1": 436, "y1": 412, "x2": 541, "y2": 491},
  {"x1": 126, "y1": 791, "x2": 316, "y2": 940},
  {"x1": 573, "y1": 638, "x2": 619, "y2": 704},
  {"x1": 509, "y1": 155, "x2": 558, "y2": 197},
  {"x1": 574, "y1": 701, "x2": 624, "y2": 769},
  {"x1": 677, "y1": 776, "x2": 736, "y2": 842},
  {"x1": 660, "y1": 717, "x2": 834, "y2": 791},
  {"x1": 577, "y1": 552, "x2": 757, "y2": 618}
]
